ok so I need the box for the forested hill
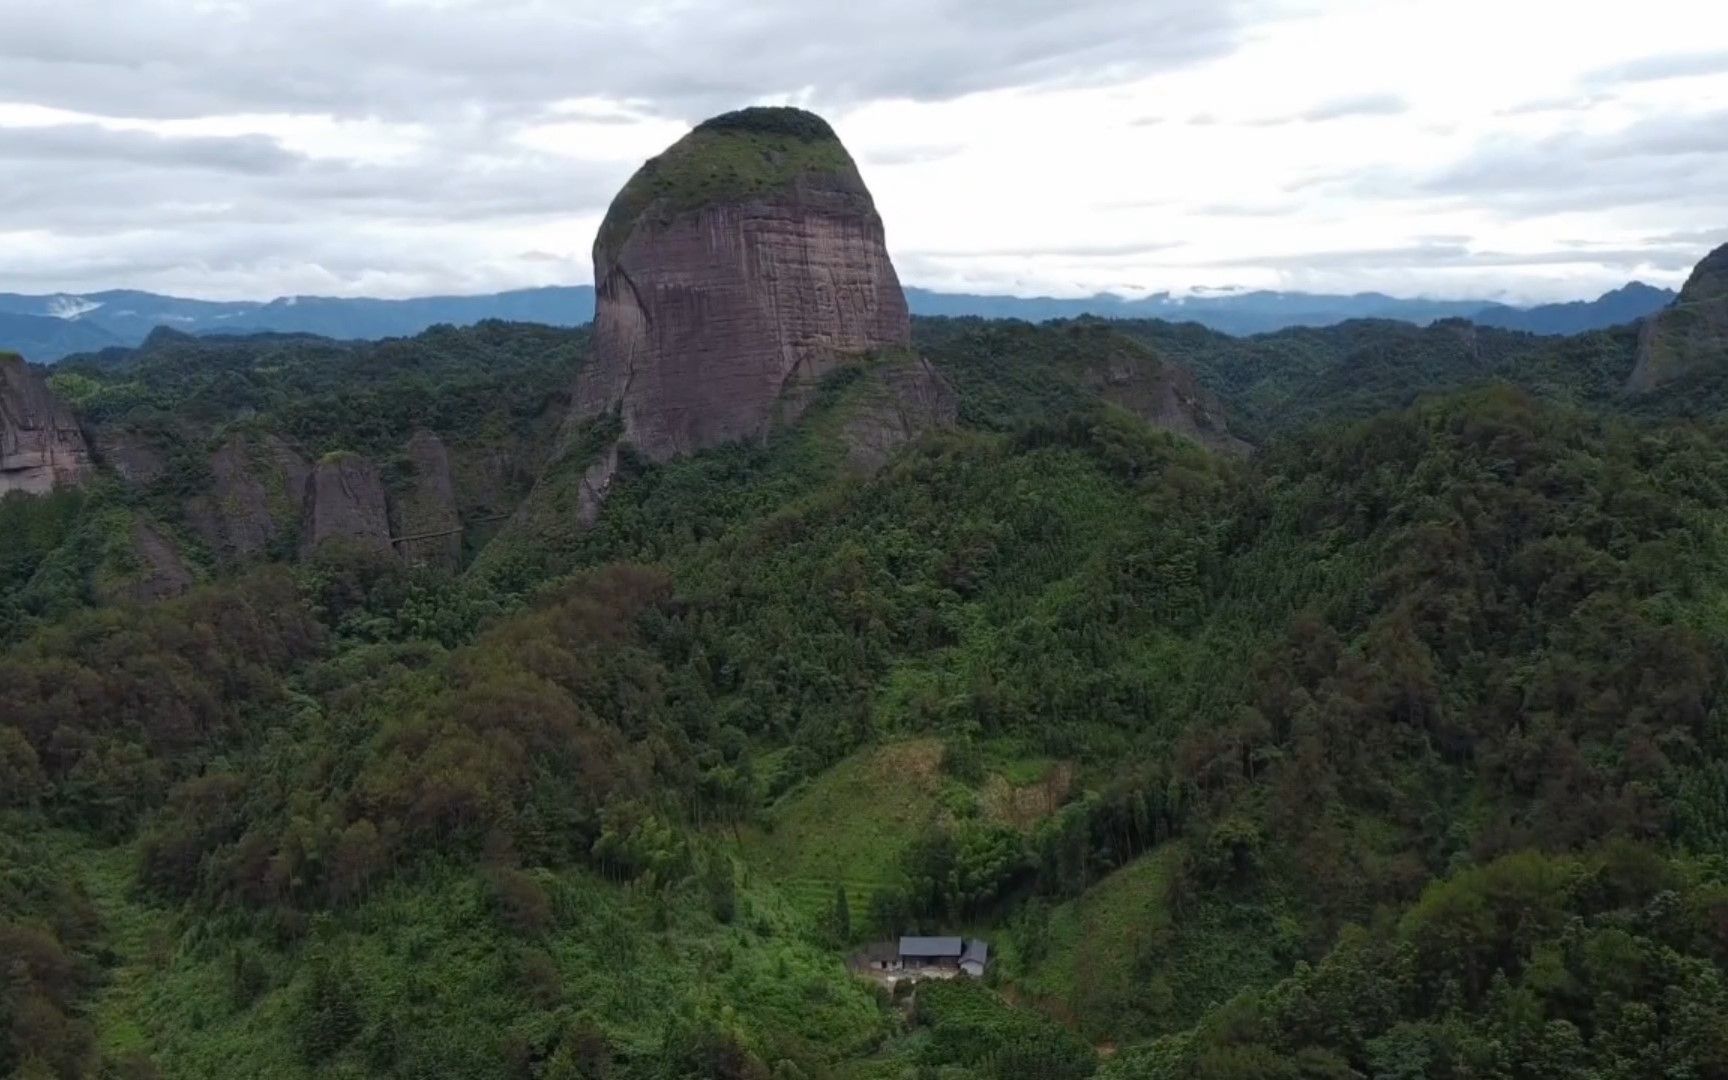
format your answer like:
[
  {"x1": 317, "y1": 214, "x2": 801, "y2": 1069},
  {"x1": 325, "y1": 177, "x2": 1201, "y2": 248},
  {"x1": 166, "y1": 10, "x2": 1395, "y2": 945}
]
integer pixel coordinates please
[{"x1": 7, "y1": 255, "x2": 1728, "y2": 1078}]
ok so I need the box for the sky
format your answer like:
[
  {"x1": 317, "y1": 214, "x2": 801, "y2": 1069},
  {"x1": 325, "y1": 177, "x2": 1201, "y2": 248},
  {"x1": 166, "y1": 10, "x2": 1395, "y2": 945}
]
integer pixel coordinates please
[{"x1": 2, "y1": 0, "x2": 1727, "y2": 303}]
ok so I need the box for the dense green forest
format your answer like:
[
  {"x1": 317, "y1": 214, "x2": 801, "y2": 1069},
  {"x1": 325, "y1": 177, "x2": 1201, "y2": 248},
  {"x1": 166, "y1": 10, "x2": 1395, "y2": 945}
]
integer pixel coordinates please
[{"x1": 7, "y1": 307, "x2": 1728, "y2": 1079}]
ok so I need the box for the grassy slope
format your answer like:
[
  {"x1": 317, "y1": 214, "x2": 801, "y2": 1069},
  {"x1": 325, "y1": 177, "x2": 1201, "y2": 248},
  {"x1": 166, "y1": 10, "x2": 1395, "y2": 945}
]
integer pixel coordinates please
[
  {"x1": 740, "y1": 739, "x2": 946, "y2": 920},
  {"x1": 1010, "y1": 848, "x2": 1181, "y2": 1028}
]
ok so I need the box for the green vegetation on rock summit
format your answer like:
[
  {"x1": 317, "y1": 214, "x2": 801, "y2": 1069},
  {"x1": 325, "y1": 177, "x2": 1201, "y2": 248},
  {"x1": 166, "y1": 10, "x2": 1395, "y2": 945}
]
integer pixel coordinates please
[{"x1": 593, "y1": 107, "x2": 860, "y2": 269}]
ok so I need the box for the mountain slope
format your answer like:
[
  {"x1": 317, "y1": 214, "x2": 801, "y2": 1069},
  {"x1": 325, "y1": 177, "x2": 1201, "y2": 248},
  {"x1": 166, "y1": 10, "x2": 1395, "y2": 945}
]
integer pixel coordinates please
[
  {"x1": 1627, "y1": 242, "x2": 1728, "y2": 394},
  {"x1": 0, "y1": 280, "x2": 1679, "y2": 362},
  {"x1": 0, "y1": 311, "x2": 122, "y2": 359},
  {"x1": 0, "y1": 287, "x2": 596, "y2": 359},
  {"x1": 1472, "y1": 280, "x2": 1675, "y2": 334}
]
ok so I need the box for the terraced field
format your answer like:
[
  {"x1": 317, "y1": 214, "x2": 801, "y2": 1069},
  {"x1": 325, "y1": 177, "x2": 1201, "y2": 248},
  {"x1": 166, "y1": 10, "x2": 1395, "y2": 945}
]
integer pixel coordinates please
[{"x1": 739, "y1": 739, "x2": 946, "y2": 923}]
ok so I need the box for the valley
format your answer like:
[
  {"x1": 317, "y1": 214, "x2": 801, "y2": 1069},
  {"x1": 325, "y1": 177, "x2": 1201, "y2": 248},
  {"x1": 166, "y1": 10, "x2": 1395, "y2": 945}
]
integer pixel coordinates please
[{"x1": 5, "y1": 104, "x2": 1728, "y2": 1080}]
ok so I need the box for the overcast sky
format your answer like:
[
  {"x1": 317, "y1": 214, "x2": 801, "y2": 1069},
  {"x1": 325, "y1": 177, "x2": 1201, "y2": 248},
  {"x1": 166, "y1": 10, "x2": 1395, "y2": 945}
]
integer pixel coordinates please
[{"x1": 2, "y1": 0, "x2": 1727, "y2": 303}]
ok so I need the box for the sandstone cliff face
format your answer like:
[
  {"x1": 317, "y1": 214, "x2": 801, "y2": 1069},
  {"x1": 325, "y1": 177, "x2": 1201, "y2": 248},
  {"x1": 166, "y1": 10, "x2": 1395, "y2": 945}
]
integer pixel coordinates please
[
  {"x1": 301, "y1": 452, "x2": 391, "y2": 556},
  {"x1": 575, "y1": 108, "x2": 913, "y2": 462},
  {"x1": 392, "y1": 429, "x2": 462, "y2": 570},
  {"x1": 0, "y1": 351, "x2": 91, "y2": 495},
  {"x1": 188, "y1": 432, "x2": 310, "y2": 561},
  {"x1": 1627, "y1": 242, "x2": 1728, "y2": 394},
  {"x1": 837, "y1": 355, "x2": 959, "y2": 471}
]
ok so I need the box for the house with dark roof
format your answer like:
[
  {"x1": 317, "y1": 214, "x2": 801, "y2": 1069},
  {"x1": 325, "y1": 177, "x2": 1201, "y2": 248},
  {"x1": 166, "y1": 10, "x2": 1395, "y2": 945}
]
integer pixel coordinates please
[
  {"x1": 851, "y1": 935, "x2": 992, "y2": 978},
  {"x1": 898, "y1": 936, "x2": 965, "y2": 969},
  {"x1": 960, "y1": 938, "x2": 989, "y2": 978}
]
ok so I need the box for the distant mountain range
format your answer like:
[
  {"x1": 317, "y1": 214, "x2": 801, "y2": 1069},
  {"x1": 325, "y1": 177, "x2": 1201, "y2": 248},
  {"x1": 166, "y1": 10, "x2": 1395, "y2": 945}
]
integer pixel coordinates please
[
  {"x1": 0, "y1": 281, "x2": 1679, "y2": 362},
  {"x1": 907, "y1": 281, "x2": 1679, "y2": 337}
]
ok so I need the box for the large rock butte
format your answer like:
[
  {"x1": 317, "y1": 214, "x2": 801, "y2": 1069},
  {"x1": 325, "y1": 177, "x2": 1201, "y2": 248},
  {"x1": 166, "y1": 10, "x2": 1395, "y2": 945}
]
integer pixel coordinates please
[
  {"x1": 189, "y1": 432, "x2": 310, "y2": 561},
  {"x1": 0, "y1": 351, "x2": 91, "y2": 495},
  {"x1": 300, "y1": 452, "x2": 392, "y2": 557},
  {"x1": 1627, "y1": 241, "x2": 1728, "y2": 394},
  {"x1": 573, "y1": 107, "x2": 920, "y2": 462}
]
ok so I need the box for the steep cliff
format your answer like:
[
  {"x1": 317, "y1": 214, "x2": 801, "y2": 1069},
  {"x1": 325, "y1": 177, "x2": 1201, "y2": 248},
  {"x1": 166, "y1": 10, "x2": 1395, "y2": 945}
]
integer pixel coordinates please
[
  {"x1": 391, "y1": 429, "x2": 462, "y2": 570},
  {"x1": 301, "y1": 452, "x2": 392, "y2": 556},
  {"x1": 574, "y1": 107, "x2": 915, "y2": 462},
  {"x1": 0, "y1": 351, "x2": 91, "y2": 495},
  {"x1": 1627, "y1": 242, "x2": 1728, "y2": 394},
  {"x1": 188, "y1": 432, "x2": 310, "y2": 562}
]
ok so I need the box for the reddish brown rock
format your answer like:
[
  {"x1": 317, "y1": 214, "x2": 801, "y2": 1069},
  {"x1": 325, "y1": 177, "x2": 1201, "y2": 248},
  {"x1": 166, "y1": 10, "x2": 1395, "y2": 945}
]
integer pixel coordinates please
[
  {"x1": 575, "y1": 107, "x2": 912, "y2": 461},
  {"x1": 0, "y1": 351, "x2": 91, "y2": 495}
]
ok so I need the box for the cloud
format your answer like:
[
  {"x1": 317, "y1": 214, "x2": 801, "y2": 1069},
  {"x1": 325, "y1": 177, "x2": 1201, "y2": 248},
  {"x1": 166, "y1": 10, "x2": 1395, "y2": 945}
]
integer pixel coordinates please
[
  {"x1": 1197, "y1": 240, "x2": 1707, "y2": 276},
  {"x1": 1190, "y1": 199, "x2": 1298, "y2": 217},
  {"x1": 0, "y1": 0, "x2": 1254, "y2": 123},
  {"x1": 0, "y1": 0, "x2": 1267, "y2": 297},
  {"x1": 860, "y1": 142, "x2": 967, "y2": 167},
  {"x1": 1262, "y1": 92, "x2": 1408, "y2": 125},
  {"x1": 1, "y1": 0, "x2": 1724, "y2": 303},
  {"x1": 0, "y1": 125, "x2": 624, "y2": 229},
  {"x1": 1418, "y1": 112, "x2": 1728, "y2": 213},
  {"x1": 1585, "y1": 50, "x2": 1728, "y2": 87},
  {"x1": 0, "y1": 123, "x2": 303, "y2": 174},
  {"x1": 1197, "y1": 92, "x2": 1408, "y2": 127},
  {"x1": 909, "y1": 239, "x2": 1185, "y2": 259},
  {"x1": 1300, "y1": 93, "x2": 1407, "y2": 122},
  {"x1": 1296, "y1": 108, "x2": 1728, "y2": 217}
]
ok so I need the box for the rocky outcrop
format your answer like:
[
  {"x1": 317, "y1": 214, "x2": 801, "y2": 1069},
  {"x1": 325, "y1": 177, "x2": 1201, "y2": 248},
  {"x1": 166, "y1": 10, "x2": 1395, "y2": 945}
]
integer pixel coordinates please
[
  {"x1": 188, "y1": 432, "x2": 310, "y2": 561},
  {"x1": 836, "y1": 355, "x2": 959, "y2": 471},
  {"x1": 0, "y1": 351, "x2": 91, "y2": 495},
  {"x1": 1072, "y1": 335, "x2": 1250, "y2": 456},
  {"x1": 1627, "y1": 242, "x2": 1728, "y2": 394},
  {"x1": 98, "y1": 520, "x2": 195, "y2": 604},
  {"x1": 91, "y1": 428, "x2": 166, "y2": 487},
  {"x1": 391, "y1": 429, "x2": 462, "y2": 570},
  {"x1": 573, "y1": 442, "x2": 621, "y2": 529},
  {"x1": 301, "y1": 452, "x2": 392, "y2": 557},
  {"x1": 575, "y1": 107, "x2": 912, "y2": 461}
]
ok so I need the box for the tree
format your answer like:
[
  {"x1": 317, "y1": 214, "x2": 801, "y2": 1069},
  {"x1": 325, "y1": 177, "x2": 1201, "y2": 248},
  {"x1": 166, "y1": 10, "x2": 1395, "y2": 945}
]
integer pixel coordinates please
[{"x1": 829, "y1": 883, "x2": 852, "y2": 944}]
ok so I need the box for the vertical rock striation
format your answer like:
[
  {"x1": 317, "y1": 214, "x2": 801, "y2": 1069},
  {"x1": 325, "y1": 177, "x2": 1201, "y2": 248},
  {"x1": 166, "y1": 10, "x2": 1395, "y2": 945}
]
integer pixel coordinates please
[
  {"x1": 0, "y1": 351, "x2": 91, "y2": 495},
  {"x1": 574, "y1": 107, "x2": 917, "y2": 462},
  {"x1": 301, "y1": 452, "x2": 392, "y2": 556}
]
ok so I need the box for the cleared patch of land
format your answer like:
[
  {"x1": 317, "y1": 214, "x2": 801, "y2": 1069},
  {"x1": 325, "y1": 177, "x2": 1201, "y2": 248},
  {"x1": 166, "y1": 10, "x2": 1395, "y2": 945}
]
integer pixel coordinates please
[{"x1": 740, "y1": 738, "x2": 945, "y2": 919}]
